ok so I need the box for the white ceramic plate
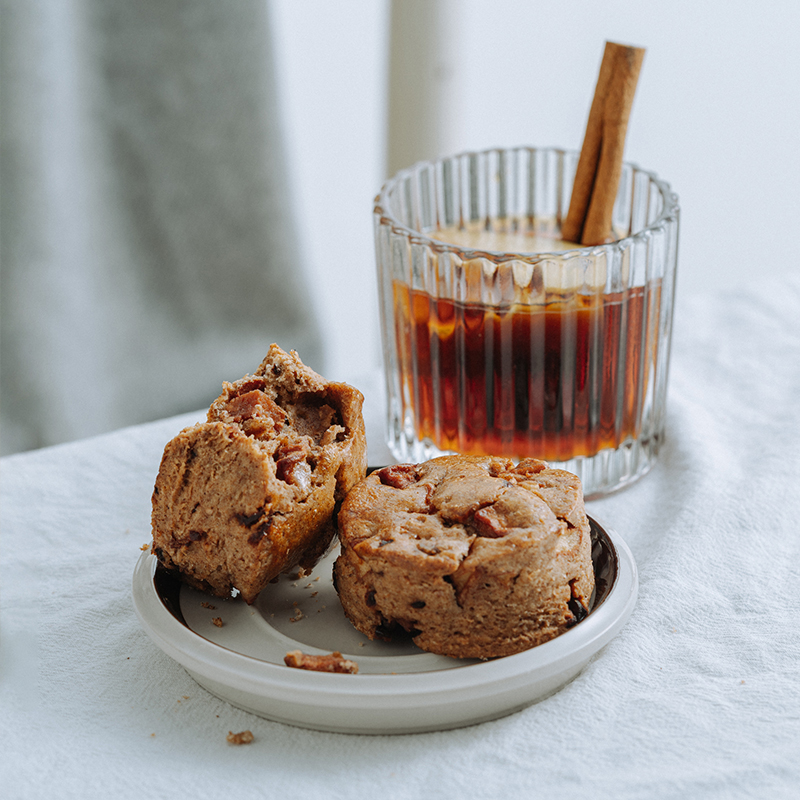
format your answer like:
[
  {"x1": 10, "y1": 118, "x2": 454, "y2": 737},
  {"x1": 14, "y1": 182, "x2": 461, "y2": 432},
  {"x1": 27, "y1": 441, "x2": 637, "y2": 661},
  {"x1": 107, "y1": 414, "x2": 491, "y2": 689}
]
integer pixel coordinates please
[{"x1": 132, "y1": 516, "x2": 637, "y2": 734}]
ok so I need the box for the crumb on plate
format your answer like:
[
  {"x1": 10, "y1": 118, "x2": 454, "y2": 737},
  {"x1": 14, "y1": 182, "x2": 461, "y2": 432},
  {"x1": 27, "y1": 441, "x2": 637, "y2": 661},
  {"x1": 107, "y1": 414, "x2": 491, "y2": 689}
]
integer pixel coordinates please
[{"x1": 284, "y1": 650, "x2": 358, "y2": 674}]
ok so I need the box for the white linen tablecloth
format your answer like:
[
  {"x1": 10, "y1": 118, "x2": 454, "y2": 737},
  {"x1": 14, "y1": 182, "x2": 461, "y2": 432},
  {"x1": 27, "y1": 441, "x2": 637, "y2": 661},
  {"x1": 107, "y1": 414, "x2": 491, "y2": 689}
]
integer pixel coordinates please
[{"x1": 2, "y1": 275, "x2": 799, "y2": 799}]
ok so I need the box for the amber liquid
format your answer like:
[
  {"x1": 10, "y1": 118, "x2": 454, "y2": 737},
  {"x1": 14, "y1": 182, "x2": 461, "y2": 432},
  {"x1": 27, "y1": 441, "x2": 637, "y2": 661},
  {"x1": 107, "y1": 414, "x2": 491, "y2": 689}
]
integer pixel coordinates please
[{"x1": 394, "y1": 283, "x2": 659, "y2": 463}]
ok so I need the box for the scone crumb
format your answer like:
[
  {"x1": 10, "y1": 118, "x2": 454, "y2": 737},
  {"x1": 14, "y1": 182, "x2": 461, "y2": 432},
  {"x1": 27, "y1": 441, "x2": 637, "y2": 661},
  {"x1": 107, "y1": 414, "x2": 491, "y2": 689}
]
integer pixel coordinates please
[
  {"x1": 201, "y1": 601, "x2": 216, "y2": 610},
  {"x1": 212, "y1": 617, "x2": 224, "y2": 628},
  {"x1": 227, "y1": 730, "x2": 254, "y2": 745},
  {"x1": 140, "y1": 542, "x2": 150, "y2": 551},
  {"x1": 284, "y1": 650, "x2": 359, "y2": 674}
]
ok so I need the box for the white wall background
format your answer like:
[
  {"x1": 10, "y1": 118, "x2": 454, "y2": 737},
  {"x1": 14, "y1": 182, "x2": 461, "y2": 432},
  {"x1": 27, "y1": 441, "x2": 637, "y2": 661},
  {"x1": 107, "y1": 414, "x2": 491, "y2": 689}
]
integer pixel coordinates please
[
  {"x1": 269, "y1": 0, "x2": 389, "y2": 382},
  {"x1": 7, "y1": 0, "x2": 794, "y2": 453},
  {"x1": 270, "y1": 0, "x2": 800, "y2": 383}
]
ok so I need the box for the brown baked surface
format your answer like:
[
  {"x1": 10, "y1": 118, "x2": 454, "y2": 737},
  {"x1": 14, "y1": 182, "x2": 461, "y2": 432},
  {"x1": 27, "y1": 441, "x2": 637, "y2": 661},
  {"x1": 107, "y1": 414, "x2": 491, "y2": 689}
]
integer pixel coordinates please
[
  {"x1": 333, "y1": 455, "x2": 594, "y2": 659},
  {"x1": 151, "y1": 344, "x2": 367, "y2": 604}
]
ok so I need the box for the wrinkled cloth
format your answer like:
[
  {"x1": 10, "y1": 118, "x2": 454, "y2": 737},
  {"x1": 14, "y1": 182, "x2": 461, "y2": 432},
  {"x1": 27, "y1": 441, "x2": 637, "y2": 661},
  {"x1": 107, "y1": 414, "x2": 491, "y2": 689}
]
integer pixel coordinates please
[{"x1": 2, "y1": 276, "x2": 799, "y2": 799}]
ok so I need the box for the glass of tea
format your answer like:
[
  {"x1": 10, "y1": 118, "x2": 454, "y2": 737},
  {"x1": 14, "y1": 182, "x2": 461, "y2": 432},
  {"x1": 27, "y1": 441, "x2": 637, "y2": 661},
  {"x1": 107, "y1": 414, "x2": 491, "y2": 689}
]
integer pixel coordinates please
[{"x1": 373, "y1": 146, "x2": 679, "y2": 499}]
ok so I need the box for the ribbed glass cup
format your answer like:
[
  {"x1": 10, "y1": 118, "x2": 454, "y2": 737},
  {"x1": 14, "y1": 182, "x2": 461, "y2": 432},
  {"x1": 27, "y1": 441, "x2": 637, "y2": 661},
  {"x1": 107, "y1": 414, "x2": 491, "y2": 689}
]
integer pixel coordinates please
[{"x1": 373, "y1": 146, "x2": 679, "y2": 499}]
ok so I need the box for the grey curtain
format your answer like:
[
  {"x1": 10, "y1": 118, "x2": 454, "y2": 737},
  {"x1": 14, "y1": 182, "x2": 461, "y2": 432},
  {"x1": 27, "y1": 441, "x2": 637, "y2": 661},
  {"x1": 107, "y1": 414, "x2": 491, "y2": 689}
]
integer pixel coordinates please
[{"x1": 1, "y1": 0, "x2": 322, "y2": 455}]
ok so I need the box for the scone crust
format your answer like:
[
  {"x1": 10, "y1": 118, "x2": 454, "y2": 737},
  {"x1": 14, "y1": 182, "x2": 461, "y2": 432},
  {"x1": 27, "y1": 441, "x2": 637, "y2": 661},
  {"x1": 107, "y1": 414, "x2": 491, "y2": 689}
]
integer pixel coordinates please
[
  {"x1": 151, "y1": 344, "x2": 367, "y2": 603},
  {"x1": 333, "y1": 455, "x2": 594, "y2": 659}
]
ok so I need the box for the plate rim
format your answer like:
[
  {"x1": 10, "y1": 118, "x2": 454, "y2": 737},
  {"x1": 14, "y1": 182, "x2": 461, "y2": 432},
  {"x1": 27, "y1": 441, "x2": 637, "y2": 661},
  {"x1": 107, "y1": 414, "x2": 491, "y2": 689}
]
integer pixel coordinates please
[{"x1": 132, "y1": 515, "x2": 637, "y2": 710}]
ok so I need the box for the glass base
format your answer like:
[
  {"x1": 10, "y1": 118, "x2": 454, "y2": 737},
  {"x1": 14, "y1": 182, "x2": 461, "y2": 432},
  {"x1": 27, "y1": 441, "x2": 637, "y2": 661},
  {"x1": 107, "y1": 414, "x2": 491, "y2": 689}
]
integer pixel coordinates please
[{"x1": 386, "y1": 414, "x2": 663, "y2": 500}]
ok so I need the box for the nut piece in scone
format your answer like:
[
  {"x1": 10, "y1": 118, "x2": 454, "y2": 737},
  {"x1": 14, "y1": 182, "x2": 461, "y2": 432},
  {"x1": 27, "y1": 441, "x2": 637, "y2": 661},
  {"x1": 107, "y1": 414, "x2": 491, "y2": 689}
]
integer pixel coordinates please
[
  {"x1": 151, "y1": 344, "x2": 367, "y2": 604},
  {"x1": 333, "y1": 455, "x2": 594, "y2": 659}
]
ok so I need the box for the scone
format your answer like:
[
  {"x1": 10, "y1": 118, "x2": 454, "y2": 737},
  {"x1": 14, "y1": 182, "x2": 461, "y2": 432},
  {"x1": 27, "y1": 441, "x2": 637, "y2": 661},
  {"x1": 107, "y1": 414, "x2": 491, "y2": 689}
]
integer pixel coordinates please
[
  {"x1": 151, "y1": 344, "x2": 367, "y2": 604},
  {"x1": 333, "y1": 455, "x2": 594, "y2": 659}
]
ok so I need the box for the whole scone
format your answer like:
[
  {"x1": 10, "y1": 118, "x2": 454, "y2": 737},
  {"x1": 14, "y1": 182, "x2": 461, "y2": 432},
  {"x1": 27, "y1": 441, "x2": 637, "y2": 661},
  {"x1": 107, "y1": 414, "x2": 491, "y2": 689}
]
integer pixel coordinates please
[
  {"x1": 151, "y1": 344, "x2": 367, "y2": 604},
  {"x1": 333, "y1": 455, "x2": 594, "y2": 659}
]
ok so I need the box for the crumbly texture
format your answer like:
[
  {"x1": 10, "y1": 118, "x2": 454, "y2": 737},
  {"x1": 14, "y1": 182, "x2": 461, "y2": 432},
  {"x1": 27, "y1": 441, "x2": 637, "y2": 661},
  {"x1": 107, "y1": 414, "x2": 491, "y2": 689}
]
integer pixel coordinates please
[
  {"x1": 226, "y1": 730, "x2": 254, "y2": 745},
  {"x1": 151, "y1": 344, "x2": 367, "y2": 604},
  {"x1": 333, "y1": 455, "x2": 594, "y2": 659},
  {"x1": 284, "y1": 650, "x2": 359, "y2": 674}
]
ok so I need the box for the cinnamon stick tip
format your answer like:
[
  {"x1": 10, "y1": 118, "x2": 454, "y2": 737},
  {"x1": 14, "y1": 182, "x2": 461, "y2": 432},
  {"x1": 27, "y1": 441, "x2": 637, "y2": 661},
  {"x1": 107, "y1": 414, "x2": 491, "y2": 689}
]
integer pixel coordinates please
[
  {"x1": 604, "y1": 39, "x2": 646, "y2": 53},
  {"x1": 604, "y1": 40, "x2": 646, "y2": 67}
]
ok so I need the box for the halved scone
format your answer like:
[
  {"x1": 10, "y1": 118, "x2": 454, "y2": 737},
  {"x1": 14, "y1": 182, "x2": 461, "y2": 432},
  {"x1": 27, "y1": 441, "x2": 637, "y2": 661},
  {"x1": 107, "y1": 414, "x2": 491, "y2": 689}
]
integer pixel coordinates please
[{"x1": 151, "y1": 344, "x2": 366, "y2": 604}]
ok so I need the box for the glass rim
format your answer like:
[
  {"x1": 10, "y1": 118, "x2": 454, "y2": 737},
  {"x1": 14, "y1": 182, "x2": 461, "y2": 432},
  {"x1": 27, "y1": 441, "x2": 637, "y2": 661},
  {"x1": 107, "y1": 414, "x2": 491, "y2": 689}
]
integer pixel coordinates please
[{"x1": 374, "y1": 145, "x2": 680, "y2": 263}]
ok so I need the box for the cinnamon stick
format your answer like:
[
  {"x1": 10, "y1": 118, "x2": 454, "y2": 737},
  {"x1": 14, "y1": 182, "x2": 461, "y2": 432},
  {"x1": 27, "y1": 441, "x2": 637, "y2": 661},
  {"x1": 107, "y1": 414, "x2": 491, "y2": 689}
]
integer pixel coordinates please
[{"x1": 562, "y1": 41, "x2": 645, "y2": 246}]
